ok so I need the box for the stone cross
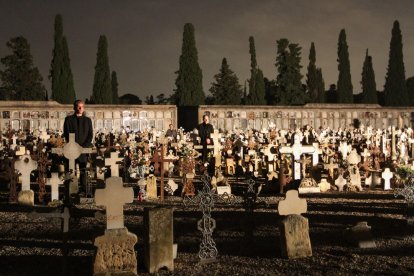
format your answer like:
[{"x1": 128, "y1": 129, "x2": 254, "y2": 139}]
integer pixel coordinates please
[
  {"x1": 39, "y1": 130, "x2": 50, "y2": 143},
  {"x1": 15, "y1": 154, "x2": 37, "y2": 191},
  {"x1": 278, "y1": 190, "x2": 307, "y2": 215},
  {"x1": 361, "y1": 148, "x2": 371, "y2": 162},
  {"x1": 105, "y1": 151, "x2": 123, "y2": 177},
  {"x1": 11, "y1": 134, "x2": 18, "y2": 150},
  {"x1": 279, "y1": 135, "x2": 315, "y2": 180},
  {"x1": 210, "y1": 129, "x2": 222, "y2": 156},
  {"x1": 335, "y1": 175, "x2": 347, "y2": 191},
  {"x1": 95, "y1": 176, "x2": 134, "y2": 230},
  {"x1": 311, "y1": 142, "x2": 322, "y2": 165},
  {"x1": 52, "y1": 133, "x2": 94, "y2": 174},
  {"x1": 47, "y1": 172, "x2": 61, "y2": 201},
  {"x1": 339, "y1": 141, "x2": 349, "y2": 160},
  {"x1": 382, "y1": 168, "x2": 393, "y2": 190}
]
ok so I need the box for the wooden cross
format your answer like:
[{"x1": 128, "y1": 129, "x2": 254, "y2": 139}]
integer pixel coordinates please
[
  {"x1": 15, "y1": 154, "x2": 37, "y2": 191},
  {"x1": 47, "y1": 172, "x2": 61, "y2": 201},
  {"x1": 381, "y1": 168, "x2": 393, "y2": 190},
  {"x1": 105, "y1": 151, "x2": 123, "y2": 177},
  {"x1": 151, "y1": 143, "x2": 176, "y2": 200},
  {"x1": 324, "y1": 158, "x2": 338, "y2": 178},
  {"x1": 279, "y1": 135, "x2": 315, "y2": 180},
  {"x1": 95, "y1": 176, "x2": 134, "y2": 229},
  {"x1": 51, "y1": 133, "x2": 94, "y2": 174}
]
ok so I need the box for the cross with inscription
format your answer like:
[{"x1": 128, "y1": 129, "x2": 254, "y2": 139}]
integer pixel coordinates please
[
  {"x1": 105, "y1": 151, "x2": 123, "y2": 177},
  {"x1": 52, "y1": 133, "x2": 94, "y2": 174},
  {"x1": 15, "y1": 153, "x2": 37, "y2": 191},
  {"x1": 210, "y1": 129, "x2": 222, "y2": 156},
  {"x1": 95, "y1": 176, "x2": 134, "y2": 230},
  {"x1": 279, "y1": 135, "x2": 315, "y2": 180},
  {"x1": 47, "y1": 172, "x2": 61, "y2": 201}
]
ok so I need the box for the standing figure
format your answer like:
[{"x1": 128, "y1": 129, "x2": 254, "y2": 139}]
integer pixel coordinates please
[
  {"x1": 197, "y1": 114, "x2": 214, "y2": 163},
  {"x1": 63, "y1": 99, "x2": 93, "y2": 192}
]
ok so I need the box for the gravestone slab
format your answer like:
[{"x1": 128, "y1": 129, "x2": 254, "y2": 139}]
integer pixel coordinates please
[
  {"x1": 17, "y1": 190, "x2": 34, "y2": 206},
  {"x1": 94, "y1": 228, "x2": 138, "y2": 275},
  {"x1": 278, "y1": 190, "x2": 307, "y2": 215},
  {"x1": 144, "y1": 207, "x2": 174, "y2": 273},
  {"x1": 146, "y1": 175, "x2": 157, "y2": 199},
  {"x1": 346, "y1": 221, "x2": 376, "y2": 248},
  {"x1": 279, "y1": 214, "x2": 312, "y2": 259},
  {"x1": 217, "y1": 186, "x2": 231, "y2": 195}
]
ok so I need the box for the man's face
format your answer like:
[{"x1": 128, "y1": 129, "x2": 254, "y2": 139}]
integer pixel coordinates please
[
  {"x1": 203, "y1": 116, "x2": 209, "y2": 124},
  {"x1": 75, "y1": 102, "x2": 85, "y2": 115}
]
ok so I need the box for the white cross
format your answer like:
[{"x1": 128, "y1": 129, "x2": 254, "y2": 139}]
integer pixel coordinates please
[
  {"x1": 339, "y1": 141, "x2": 349, "y2": 160},
  {"x1": 335, "y1": 175, "x2": 347, "y2": 191},
  {"x1": 15, "y1": 154, "x2": 38, "y2": 191},
  {"x1": 39, "y1": 130, "x2": 50, "y2": 143},
  {"x1": 47, "y1": 172, "x2": 61, "y2": 201},
  {"x1": 52, "y1": 133, "x2": 94, "y2": 174},
  {"x1": 311, "y1": 142, "x2": 322, "y2": 165},
  {"x1": 382, "y1": 168, "x2": 393, "y2": 190},
  {"x1": 95, "y1": 176, "x2": 134, "y2": 230},
  {"x1": 279, "y1": 135, "x2": 315, "y2": 180},
  {"x1": 210, "y1": 130, "x2": 222, "y2": 156},
  {"x1": 361, "y1": 148, "x2": 371, "y2": 162},
  {"x1": 105, "y1": 151, "x2": 123, "y2": 177},
  {"x1": 11, "y1": 134, "x2": 18, "y2": 150}
]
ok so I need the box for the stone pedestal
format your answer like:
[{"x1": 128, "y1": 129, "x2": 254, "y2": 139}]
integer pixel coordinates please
[
  {"x1": 18, "y1": 190, "x2": 34, "y2": 206},
  {"x1": 279, "y1": 214, "x2": 312, "y2": 259},
  {"x1": 144, "y1": 207, "x2": 174, "y2": 273},
  {"x1": 94, "y1": 228, "x2": 138, "y2": 275}
]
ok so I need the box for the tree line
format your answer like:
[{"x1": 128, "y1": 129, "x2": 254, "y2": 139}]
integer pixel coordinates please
[{"x1": 0, "y1": 15, "x2": 412, "y2": 106}]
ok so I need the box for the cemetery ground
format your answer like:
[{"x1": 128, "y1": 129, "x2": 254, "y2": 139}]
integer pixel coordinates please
[{"x1": 0, "y1": 187, "x2": 413, "y2": 276}]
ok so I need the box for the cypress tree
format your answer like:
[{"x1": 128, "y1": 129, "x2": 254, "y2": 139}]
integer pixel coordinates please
[
  {"x1": 316, "y1": 68, "x2": 325, "y2": 103},
  {"x1": 0, "y1": 36, "x2": 46, "y2": 101},
  {"x1": 275, "y1": 39, "x2": 305, "y2": 105},
  {"x1": 384, "y1": 20, "x2": 409, "y2": 106},
  {"x1": 50, "y1": 14, "x2": 75, "y2": 104},
  {"x1": 111, "y1": 71, "x2": 119, "y2": 104},
  {"x1": 246, "y1": 36, "x2": 257, "y2": 105},
  {"x1": 406, "y1": 77, "x2": 414, "y2": 106},
  {"x1": 92, "y1": 35, "x2": 112, "y2": 104},
  {"x1": 337, "y1": 29, "x2": 353, "y2": 103},
  {"x1": 306, "y1": 42, "x2": 318, "y2": 102},
  {"x1": 252, "y1": 68, "x2": 266, "y2": 105},
  {"x1": 175, "y1": 23, "x2": 204, "y2": 106},
  {"x1": 209, "y1": 58, "x2": 242, "y2": 105},
  {"x1": 361, "y1": 49, "x2": 378, "y2": 104}
]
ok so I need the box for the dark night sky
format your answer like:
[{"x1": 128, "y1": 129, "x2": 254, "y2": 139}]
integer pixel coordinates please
[{"x1": 1, "y1": 0, "x2": 414, "y2": 101}]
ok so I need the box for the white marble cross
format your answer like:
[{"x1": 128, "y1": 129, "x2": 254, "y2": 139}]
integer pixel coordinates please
[
  {"x1": 95, "y1": 176, "x2": 134, "y2": 230},
  {"x1": 210, "y1": 129, "x2": 222, "y2": 156},
  {"x1": 382, "y1": 168, "x2": 393, "y2": 190},
  {"x1": 278, "y1": 190, "x2": 307, "y2": 215},
  {"x1": 361, "y1": 148, "x2": 371, "y2": 162},
  {"x1": 311, "y1": 142, "x2": 322, "y2": 165},
  {"x1": 52, "y1": 133, "x2": 94, "y2": 174},
  {"x1": 105, "y1": 151, "x2": 123, "y2": 177},
  {"x1": 335, "y1": 175, "x2": 347, "y2": 191},
  {"x1": 339, "y1": 141, "x2": 349, "y2": 160},
  {"x1": 11, "y1": 134, "x2": 18, "y2": 150},
  {"x1": 15, "y1": 154, "x2": 38, "y2": 191},
  {"x1": 39, "y1": 130, "x2": 50, "y2": 143},
  {"x1": 47, "y1": 172, "x2": 61, "y2": 201},
  {"x1": 279, "y1": 135, "x2": 315, "y2": 180}
]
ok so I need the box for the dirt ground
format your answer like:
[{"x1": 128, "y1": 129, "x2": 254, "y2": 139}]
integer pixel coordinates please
[{"x1": 0, "y1": 189, "x2": 413, "y2": 276}]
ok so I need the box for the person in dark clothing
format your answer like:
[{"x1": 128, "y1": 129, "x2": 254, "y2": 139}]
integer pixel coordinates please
[
  {"x1": 165, "y1": 123, "x2": 177, "y2": 142},
  {"x1": 63, "y1": 99, "x2": 93, "y2": 193},
  {"x1": 197, "y1": 114, "x2": 214, "y2": 162}
]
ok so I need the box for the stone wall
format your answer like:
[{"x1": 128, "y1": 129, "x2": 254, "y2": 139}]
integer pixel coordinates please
[
  {"x1": 0, "y1": 101, "x2": 177, "y2": 132},
  {"x1": 199, "y1": 104, "x2": 414, "y2": 131}
]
